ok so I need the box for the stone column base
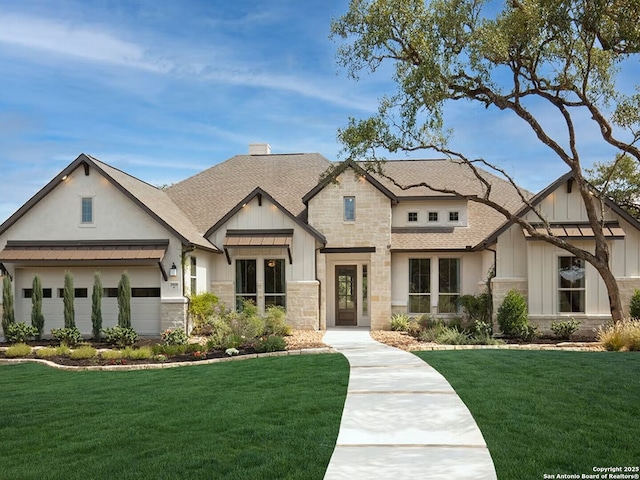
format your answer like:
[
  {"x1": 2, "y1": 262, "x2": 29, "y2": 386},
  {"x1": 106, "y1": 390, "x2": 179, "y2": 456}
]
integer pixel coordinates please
[{"x1": 161, "y1": 298, "x2": 188, "y2": 332}]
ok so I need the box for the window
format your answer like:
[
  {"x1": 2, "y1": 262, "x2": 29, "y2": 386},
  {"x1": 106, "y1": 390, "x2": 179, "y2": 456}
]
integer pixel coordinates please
[
  {"x1": 131, "y1": 288, "x2": 161, "y2": 297},
  {"x1": 235, "y1": 259, "x2": 257, "y2": 310},
  {"x1": 558, "y1": 257, "x2": 585, "y2": 313},
  {"x1": 428, "y1": 212, "x2": 438, "y2": 222},
  {"x1": 438, "y1": 258, "x2": 460, "y2": 313},
  {"x1": 58, "y1": 288, "x2": 88, "y2": 298},
  {"x1": 449, "y1": 211, "x2": 459, "y2": 222},
  {"x1": 103, "y1": 288, "x2": 118, "y2": 298},
  {"x1": 407, "y1": 212, "x2": 418, "y2": 222},
  {"x1": 408, "y1": 259, "x2": 430, "y2": 313},
  {"x1": 362, "y1": 265, "x2": 368, "y2": 315},
  {"x1": 264, "y1": 259, "x2": 286, "y2": 308},
  {"x1": 81, "y1": 197, "x2": 93, "y2": 223},
  {"x1": 344, "y1": 196, "x2": 356, "y2": 221},
  {"x1": 190, "y1": 257, "x2": 197, "y2": 294},
  {"x1": 23, "y1": 288, "x2": 52, "y2": 298}
]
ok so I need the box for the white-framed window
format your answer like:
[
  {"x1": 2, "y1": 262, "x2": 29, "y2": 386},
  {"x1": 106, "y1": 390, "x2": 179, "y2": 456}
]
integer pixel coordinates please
[
  {"x1": 344, "y1": 196, "x2": 356, "y2": 221},
  {"x1": 235, "y1": 259, "x2": 257, "y2": 310},
  {"x1": 558, "y1": 257, "x2": 585, "y2": 313},
  {"x1": 428, "y1": 212, "x2": 438, "y2": 222},
  {"x1": 265, "y1": 259, "x2": 286, "y2": 308},
  {"x1": 407, "y1": 212, "x2": 418, "y2": 223},
  {"x1": 438, "y1": 258, "x2": 460, "y2": 313},
  {"x1": 81, "y1": 197, "x2": 93, "y2": 223},
  {"x1": 408, "y1": 258, "x2": 431, "y2": 313},
  {"x1": 190, "y1": 257, "x2": 197, "y2": 294},
  {"x1": 449, "y1": 211, "x2": 459, "y2": 222}
]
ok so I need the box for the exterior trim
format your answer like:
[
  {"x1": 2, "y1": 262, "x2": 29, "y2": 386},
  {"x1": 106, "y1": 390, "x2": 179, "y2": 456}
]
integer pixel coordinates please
[{"x1": 319, "y1": 247, "x2": 376, "y2": 254}]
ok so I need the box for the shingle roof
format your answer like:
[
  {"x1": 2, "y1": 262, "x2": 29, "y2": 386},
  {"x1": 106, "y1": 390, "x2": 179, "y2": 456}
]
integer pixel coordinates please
[{"x1": 166, "y1": 153, "x2": 333, "y2": 233}]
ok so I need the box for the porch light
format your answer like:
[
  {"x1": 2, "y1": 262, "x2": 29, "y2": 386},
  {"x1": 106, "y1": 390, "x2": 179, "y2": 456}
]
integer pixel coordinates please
[
  {"x1": 169, "y1": 262, "x2": 177, "y2": 278},
  {"x1": 267, "y1": 260, "x2": 276, "y2": 268}
]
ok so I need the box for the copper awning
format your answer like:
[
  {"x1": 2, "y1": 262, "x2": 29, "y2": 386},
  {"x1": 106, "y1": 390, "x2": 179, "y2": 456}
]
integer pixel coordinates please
[
  {"x1": 0, "y1": 240, "x2": 169, "y2": 264},
  {"x1": 223, "y1": 229, "x2": 293, "y2": 264},
  {"x1": 522, "y1": 223, "x2": 625, "y2": 239}
]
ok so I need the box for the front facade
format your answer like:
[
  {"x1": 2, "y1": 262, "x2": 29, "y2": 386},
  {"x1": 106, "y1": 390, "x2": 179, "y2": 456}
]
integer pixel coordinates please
[{"x1": 2, "y1": 146, "x2": 640, "y2": 338}]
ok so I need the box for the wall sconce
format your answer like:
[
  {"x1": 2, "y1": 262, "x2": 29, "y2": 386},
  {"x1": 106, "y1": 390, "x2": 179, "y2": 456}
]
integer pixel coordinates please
[
  {"x1": 169, "y1": 262, "x2": 177, "y2": 278},
  {"x1": 267, "y1": 260, "x2": 276, "y2": 268}
]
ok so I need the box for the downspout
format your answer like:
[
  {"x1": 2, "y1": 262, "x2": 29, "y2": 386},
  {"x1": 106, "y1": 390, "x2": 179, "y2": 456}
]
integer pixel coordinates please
[{"x1": 315, "y1": 247, "x2": 322, "y2": 331}]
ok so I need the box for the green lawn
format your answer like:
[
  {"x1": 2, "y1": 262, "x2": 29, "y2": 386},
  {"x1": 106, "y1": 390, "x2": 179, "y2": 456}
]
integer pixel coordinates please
[
  {"x1": 0, "y1": 355, "x2": 349, "y2": 480},
  {"x1": 416, "y1": 350, "x2": 640, "y2": 480}
]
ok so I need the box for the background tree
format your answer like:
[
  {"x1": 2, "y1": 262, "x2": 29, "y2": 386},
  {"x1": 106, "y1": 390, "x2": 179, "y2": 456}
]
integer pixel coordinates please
[
  {"x1": 118, "y1": 272, "x2": 131, "y2": 329},
  {"x1": 586, "y1": 154, "x2": 640, "y2": 219},
  {"x1": 31, "y1": 275, "x2": 45, "y2": 340},
  {"x1": 2, "y1": 275, "x2": 15, "y2": 338},
  {"x1": 63, "y1": 271, "x2": 75, "y2": 328},
  {"x1": 332, "y1": 0, "x2": 640, "y2": 323},
  {"x1": 92, "y1": 271, "x2": 103, "y2": 339}
]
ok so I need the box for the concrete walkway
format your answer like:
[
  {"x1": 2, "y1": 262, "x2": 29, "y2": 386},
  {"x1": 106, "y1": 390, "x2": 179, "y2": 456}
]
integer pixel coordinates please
[{"x1": 322, "y1": 328, "x2": 497, "y2": 480}]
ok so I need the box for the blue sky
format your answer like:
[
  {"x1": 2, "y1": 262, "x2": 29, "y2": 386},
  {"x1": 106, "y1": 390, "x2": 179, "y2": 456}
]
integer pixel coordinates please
[{"x1": 0, "y1": 0, "x2": 636, "y2": 224}]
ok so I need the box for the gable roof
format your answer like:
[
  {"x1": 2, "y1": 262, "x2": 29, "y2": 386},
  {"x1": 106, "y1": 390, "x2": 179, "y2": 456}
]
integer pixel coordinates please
[
  {"x1": 205, "y1": 187, "x2": 327, "y2": 244},
  {"x1": 0, "y1": 154, "x2": 219, "y2": 253},
  {"x1": 166, "y1": 152, "x2": 332, "y2": 233},
  {"x1": 479, "y1": 171, "x2": 640, "y2": 248}
]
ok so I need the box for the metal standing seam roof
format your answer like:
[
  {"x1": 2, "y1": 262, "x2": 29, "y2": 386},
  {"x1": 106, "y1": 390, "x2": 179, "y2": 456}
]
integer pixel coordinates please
[{"x1": 522, "y1": 223, "x2": 626, "y2": 238}]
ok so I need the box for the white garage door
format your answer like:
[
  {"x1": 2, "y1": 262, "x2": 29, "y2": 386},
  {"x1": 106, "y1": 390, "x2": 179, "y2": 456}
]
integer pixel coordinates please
[{"x1": 16, "y1": 266, "x2": 161, "y2": 337}]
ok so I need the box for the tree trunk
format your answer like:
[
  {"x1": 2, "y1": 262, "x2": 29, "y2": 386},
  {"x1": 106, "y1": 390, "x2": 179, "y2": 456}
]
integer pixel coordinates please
[{"x1": 594, "y1": 260, "x2": 626, "y2": 323}]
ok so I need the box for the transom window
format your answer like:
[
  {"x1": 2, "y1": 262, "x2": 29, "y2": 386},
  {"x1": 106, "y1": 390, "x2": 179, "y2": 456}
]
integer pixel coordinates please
[
  {"x1": 428, "y1": 212, "x2": 438, "y2": 222},
  {"x1": 438, "y1": 258, "x2": 460, "y2": 313},
  {"x1": 407, "y1": 212, "x2": 418, "y2": 222},
  {"x1": 408, "y1": 259, "x2": 431, "y2": 313},
  {"x1": 449, "y1": 211, "x2": 459, "y2": 222},
  {"x1": 344, "y1": 196, "x2": 356, "y2": 221},
  {"x1": 558, "y1": 257, "x2": 585, "y2": 313},
  {"x1": 81, "y1": 197, "x2": 93, "y2": 223}
]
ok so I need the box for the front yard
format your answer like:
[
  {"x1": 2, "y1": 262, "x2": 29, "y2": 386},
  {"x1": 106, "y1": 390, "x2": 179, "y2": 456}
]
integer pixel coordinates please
[{"x1": 0, "y1": 355, "x2": 349, "y2": 480}]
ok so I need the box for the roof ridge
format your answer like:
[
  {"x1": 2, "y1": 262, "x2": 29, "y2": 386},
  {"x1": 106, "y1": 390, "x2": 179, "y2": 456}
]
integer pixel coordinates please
[{"x1": 85, "y1": 154, "x2": 161, "y2": 191}]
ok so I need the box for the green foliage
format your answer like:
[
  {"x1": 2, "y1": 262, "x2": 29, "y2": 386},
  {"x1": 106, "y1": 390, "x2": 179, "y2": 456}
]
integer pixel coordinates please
[
  {"x1": 497, "y1": 290, "x2": 529, "y2": 338},
  {"x1": 586, "y1": 155, "x2": 640, "y2": 220},
  {"x1": 550, "y1": 319, "x2": 582, "y2": 340},
  {"x1": 264, "y1": 306, "x2": 292, "y2": 336},
  {"x1": 473, "y1": 321, "x2": 493, "y2": 338},
  {"x1": 91, "y1": 272, "x2": 103, "y2": 340},
  {"x1": 417, "y1": 314, "x2": 438, "y2": 331},
  {"x1": 434, "y1": 326, "x2": 471, "y2": 345},
  {"x1": 459, "y1": 293, "x2": 492, "y2": 326},
  {"x1": 70, "y1": 346, "x2": 97, "y2": 360},
  {"x1": 151, "y1": 343, "x2": 187, "y2": 357},
  {"x1": 2, "y1": 275, "x2": 15, "y2": 337},
  {"x1": 188, "y1": 292, "x2": 219, "y2": 332},
  {"x1": 51, "y1": 327, "x2": 82, "y2": 347},
  {"x1": 205, "y1": 317, "x2": 234, "y2": 350},
  {"x1": 36, "y1": 347, "x2": 67, "y2": 359},
  {"x1": 390, "y1": 313, "x2": 410, "y2": 331},
  {"x1": 31, "y1": 275, "x2": 44, "y2": 340},
  {"x1": 5, "y1": 343, "x2": 32, "y2": 358},
  {"x1": 117, "y1": 272, "x2": 131, "y2": 328},
  {"x1": 63, "y1": 271, "x2": 75, "y2": 328},
  {"x1": 100, "y1": 349, "x2": 123, "y2": 360},
  {"x1": 597, "y1": 320, "x2": 640, "y2": 351},
  {"x1": 4, "y1": 322, "x2": 38, "y2": 344},
  {"x1": 630, "y1": 289, "x2": 640, "y2": 319},
  {"x1": 161, "y1": 328, "x2": 188, "y2": 346},
  {"x1": 228, "y1": 302, "x2": 266, "y2": 341},
  {"x1": 254, "y1": 335, "x2": 287, "y2": 353},
  {"x1": 102, "y1": 326, "x2": 138, "y2": 347},
  {"x1": 121, "y1": 346, "x2": 153, "y2": 360}
]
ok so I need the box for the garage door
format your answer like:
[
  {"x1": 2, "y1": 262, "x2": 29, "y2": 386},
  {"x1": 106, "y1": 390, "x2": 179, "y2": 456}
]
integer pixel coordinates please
[{"x1": 16, "y1": 266, "x2": 161, "y2": 337}]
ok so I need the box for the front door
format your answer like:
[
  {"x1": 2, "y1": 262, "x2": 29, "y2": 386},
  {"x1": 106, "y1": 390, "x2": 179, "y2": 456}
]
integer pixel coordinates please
[{"x1": 335, "y1": 265, "x2": 357, "y2": 326}]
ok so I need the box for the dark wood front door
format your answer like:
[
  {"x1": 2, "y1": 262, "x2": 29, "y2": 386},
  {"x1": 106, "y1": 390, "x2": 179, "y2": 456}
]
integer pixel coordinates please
[{"x1": 336, "y1": 265, "x2": 357, "y2": 326}]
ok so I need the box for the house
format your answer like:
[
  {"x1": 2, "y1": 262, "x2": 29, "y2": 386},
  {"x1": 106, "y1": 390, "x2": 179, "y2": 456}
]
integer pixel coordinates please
[{"x1": 1, "y1": 144, "x2": 639, "y2": 338}]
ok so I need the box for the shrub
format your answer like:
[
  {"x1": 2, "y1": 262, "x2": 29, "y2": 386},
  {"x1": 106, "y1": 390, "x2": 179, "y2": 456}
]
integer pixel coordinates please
[
  {"x1": 205, "y1": 318, "x2": 234, "y2": 350},
  {"x1": 51, "y1": 327, "x2": 83, "y2": 347},
  {"x1": 102, "y1": 326, "x2": 138, "y2": 347},
  {"x1": 92, "y1": 272, "x2": 103, "y2": 340},
  {"x1": 4, "y1": 322, "x2": 38, "y2": 343},
  {"x1": 100, "y1": 349, "x2": 123, "y2": 360},
  {"x1": 550, "y1": 318, "x2": 581, "y2": 340},
  {"x1": 228, "y1": 306, "x2": 265, "y2": 341},
  {"x1": 418, "y1": 322, "x2": 448, "y2": 343},
  {"x1": 31, "y1": 275, "x2": 45, "y2": 340},
  {"x1": 519, "y1": 323, "x2": 539, "y2": 342},
  {"x1": 390, "y1": 313, "x2": 410, "y2": 331},
  {"x1": 161, "y1": 328, "x2": 188, "y2": 346},
  {"x1": 2, "y1": 275, "x2": 15, "y2": 338},
  {"x1": 153, "y1": 354, "x2": 168, "y2": 362},
  {"x1": 189, "y1": 292, "x2": 219, "y2": 332},
  {"x1": 5, "y1": 343, "x2": 32, "y2": 358},
  {"x1": 417, "y1": 314, "x2": 439, "y2": 331},
  {"x1": 117, "y1": 272, "x2": 131, "y2": 328},
  {"x1": 497, "y1": 290, "x2": 528, "y2": 338},
  {"x1": 630, "y1": 290, "x2": 640, "y2": 320},
  {"x1": 254, "y1": 335, "x2": 287, "y2": 353},
  {"x1": 597, "y1": 320, "x2": 640, "y2": 351},
  {"x1": 63, "y1": 271, "x2": 75, "y2": 328},
  {"x1": 474, "y1": 320, "x2": 493, "y2": 338},
  {"x1": 406, "y1": 319, "x2": 421, "y2": 337},
  {"x1": 264, "y1": 306, "x2": 292, "y2": 336},
  {"x1": 434, "y1": 326, "x2": 470, "y2": 345},
  {"x1": 459, "y1": 293, "x2": 492, "y2": 325},
  {"x1": 222, "y1": 333, "x2": 245, "y2": 350},
  {"x1": 70, "y1": 346, "x2": 97, "y2": 360},
  {"x1": 152, "y1": 344, "x2": 187, "y2": 357},
  {"x1": 36, "y1": 347, "x2": 62, "y2": 359},
  {"x1": 122, "y1": 346, "x2": 153, "y2": 360}
]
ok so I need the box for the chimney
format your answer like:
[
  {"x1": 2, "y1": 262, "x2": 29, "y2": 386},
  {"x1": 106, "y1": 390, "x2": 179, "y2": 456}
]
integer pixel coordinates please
[{"x1": 249, "y1": 143, "x2": 271, "y2": 155}]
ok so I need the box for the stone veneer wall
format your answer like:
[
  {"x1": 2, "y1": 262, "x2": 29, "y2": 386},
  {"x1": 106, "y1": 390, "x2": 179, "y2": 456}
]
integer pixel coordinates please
[
  {"x1": 211, "y1": 282, "x2": 234, "y2": 310},
  {"x1": 286, "y1": 281, "x2": 320, "y2": 330},
  {"x1": 160, "y1": 298, "x2": 188, "y2": 332},
  {"x1": 617, "y1": 277, "x2": 640, "y2": 318},
  {"x1": 370, "y1": 249, "x2": 392, "y2": 330}
]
